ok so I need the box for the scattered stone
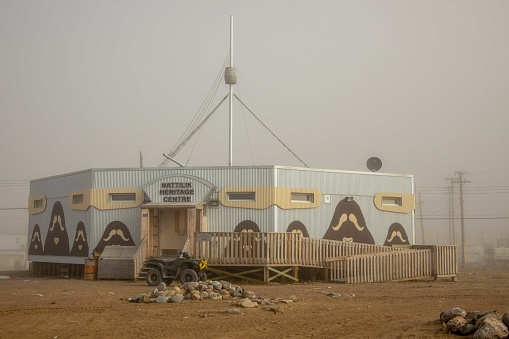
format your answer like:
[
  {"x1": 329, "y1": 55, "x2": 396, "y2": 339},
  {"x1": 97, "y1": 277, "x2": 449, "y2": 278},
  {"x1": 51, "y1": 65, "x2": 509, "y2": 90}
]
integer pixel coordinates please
[
  {"x1": 502, "y1": 311, "x2": 509, "y2": 328},
  {"x1": 261, "y1": 305, "x2": 287, "y2": 314},
  {"x1": 183, "y1": 282, "x2": 199, "y2": 291},
  {"x1": 154, "y1": 295, "x2": 167, "y2": 303},
  {"x1": 168, "y1": 294, "x2": 184, "y2": 303},
  {"x1": 458, "y1": 323, "x2": 475, "y2": 336},
  {"x1": 440, "y1": 307, "x2": 467, "y2": 323},
  {"x1": 220, "y1": 281, "x2": 232, "y2": 290},
  {"x1": 211, "y1": 281, "x2": 222, "y2": 290},
  {"x1": 326, "y1": 292, "x2": 341, "y2": 297},
  {"x1": 447, "y1": 316, "x2": 467, "y2": 333},
  {"x1": 238, "y1": 298, "x2": 258, "y2": 308},
  {"x1": 209, "y1": 292, "x2": 222, "y2": 300},
  {"x1": 243, "y1": 290, "x2": 256, "y2": 299},
  {"x1": 157, "y1": 282, "x2": 166, "y2": 291},
  {"x1": 278, "y1": 299, "x2": 294, "y2": 304},
  {"x1": 475, "y1": 312, "x2": 500, "y2": 330},
  {"x1": 474, "y1": 318, "x2": 508, "y2": 339},
  {"x1": 225, "y1": 308, "x2": 243, "y2": 315},
  {"x1": 439, "y1": 307, "x2": 509, "y2": 338}
]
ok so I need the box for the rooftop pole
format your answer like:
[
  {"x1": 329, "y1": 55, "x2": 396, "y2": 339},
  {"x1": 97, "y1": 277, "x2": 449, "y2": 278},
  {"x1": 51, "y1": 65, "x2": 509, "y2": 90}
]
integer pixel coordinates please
[{"x1": 228, "y1": 15, "x2": 234, "y2": 166}]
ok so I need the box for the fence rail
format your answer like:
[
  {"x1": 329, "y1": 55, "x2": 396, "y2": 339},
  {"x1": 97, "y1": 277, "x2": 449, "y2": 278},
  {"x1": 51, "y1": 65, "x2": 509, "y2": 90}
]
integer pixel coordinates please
[
  {"x1": 195, "y1": 232, "x2": 457, "y2": 283},
  {"x1": 327, "y1": 249, "x2": 433, "y2": 283},
  {"x1": 133, "y1": 236, "x2": 147, "y2": 278}
]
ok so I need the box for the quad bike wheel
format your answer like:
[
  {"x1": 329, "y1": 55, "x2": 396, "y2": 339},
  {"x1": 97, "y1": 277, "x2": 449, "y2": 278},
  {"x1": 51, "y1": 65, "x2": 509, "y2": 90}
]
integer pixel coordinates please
[
  {"x1": 146, "y1": 268, "x2": 163, "y2": 286},
  {"x1": 180, "y1": 269, "x2": 199, "y2": 284},
  {"x1": 199, "y1": 272, "x2": 207, "y2": 282}
]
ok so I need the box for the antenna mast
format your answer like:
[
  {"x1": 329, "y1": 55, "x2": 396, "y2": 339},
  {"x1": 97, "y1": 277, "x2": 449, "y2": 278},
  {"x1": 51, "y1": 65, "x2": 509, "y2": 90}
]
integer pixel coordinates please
[{"x1": 225, "y1": 15, "x2": 237, "y2": 166}]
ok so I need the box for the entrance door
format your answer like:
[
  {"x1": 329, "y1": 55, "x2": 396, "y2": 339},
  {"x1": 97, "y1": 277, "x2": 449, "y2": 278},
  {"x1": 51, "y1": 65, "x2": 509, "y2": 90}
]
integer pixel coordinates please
[{"x1": 159, "y1": 208, "x2": 188, "y2": 256}]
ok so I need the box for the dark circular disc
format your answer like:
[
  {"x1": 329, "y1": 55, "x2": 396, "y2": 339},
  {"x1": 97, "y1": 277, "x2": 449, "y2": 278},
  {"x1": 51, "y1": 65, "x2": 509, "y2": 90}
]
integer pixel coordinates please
[{"x1": 366, "y1": 157, "x2": 382, "y2": 172}]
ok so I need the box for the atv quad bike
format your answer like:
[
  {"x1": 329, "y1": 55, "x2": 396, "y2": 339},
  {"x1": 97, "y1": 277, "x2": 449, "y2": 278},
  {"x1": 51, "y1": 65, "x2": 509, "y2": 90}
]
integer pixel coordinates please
[{"x1": 144, "y1": 252, "x2": 208, "y2": 286}]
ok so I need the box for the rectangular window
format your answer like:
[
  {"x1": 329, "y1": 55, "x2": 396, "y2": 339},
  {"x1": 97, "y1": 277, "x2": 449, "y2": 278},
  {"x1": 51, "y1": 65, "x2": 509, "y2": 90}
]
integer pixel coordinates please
[
  {"x1": 382, "y1": 196, "x2": 402, "y2": 206},
  {"x1": 33, "y1": 199, "x2": 43, "y2": 209},
  {"x1": 291, "y1": 192, "x2": 314, "y2": 203},
  {"x1": 227, "y1": 192, "x2": 255, "y2": 201},
  {"x1": 110, "y1": 193, "x2": 137, "y2": 202},
  {"x1": 72, "y1": 194, "x2": 84, "y2": 205}
]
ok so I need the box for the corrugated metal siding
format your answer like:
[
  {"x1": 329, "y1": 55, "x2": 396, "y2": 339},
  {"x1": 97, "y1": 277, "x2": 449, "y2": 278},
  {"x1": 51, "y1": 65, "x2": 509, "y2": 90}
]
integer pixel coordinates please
[
  {"x1": 275, "y1": 167, "x2": 414, "y2": 244},
  {"x1": 29, "y1": 165, "x2": 415, "y2": 264},
  {"x1": 30, "y1": 170, "x2": 93, "y2": 198},
  {"x1": 206, "y1": 206, "x2": 275, "y2": 233},
  {"x1": 28, "y1": 196, "x2": 92, "y2": 265},
  {"x1": 90, "y1": 207, "x2": 141, "y2": 249},
  {"x1": 91, "y1": 166, "x2": 275, "y2": 189},
  {"x1": 91, "y1": 167, "x2": 275, "y2": 232}
]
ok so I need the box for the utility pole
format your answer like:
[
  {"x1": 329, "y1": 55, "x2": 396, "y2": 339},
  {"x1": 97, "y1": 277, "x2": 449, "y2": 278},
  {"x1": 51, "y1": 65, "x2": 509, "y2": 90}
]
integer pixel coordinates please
[
  {"x1": 445, "y1": 178, "x2": 456, "y2": 245},
  {"x1": 418, "y1": 192, "x2": 425, "y2": 245},
  {"x1": 455, "y1": 171, "x2": 470, "y2": 268}
]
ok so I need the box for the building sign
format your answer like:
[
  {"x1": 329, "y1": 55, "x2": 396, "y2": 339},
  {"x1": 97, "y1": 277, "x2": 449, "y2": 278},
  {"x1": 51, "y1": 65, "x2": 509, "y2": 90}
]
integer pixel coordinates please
[
  {"x1": 143, "y1": 174, "x2": 216, "y2": 204},
  {"x1": 160, "y1": 182, "x2": 195, "y2": 202}
]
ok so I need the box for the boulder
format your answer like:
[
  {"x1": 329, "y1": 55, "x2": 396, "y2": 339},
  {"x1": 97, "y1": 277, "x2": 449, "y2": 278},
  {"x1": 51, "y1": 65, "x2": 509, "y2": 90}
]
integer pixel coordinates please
[
  {"x1": 446, "y1": 316, "x2": 467, "y2": 333},
  {"x1": 238, "y1": 298, "x2": 258, "y2": 308},
  {"x1": 441, "y1": 307, "x2": 467, "y2": 323},
  {"x1": 474, "y1": 317, "x2": 509, "y2": 339},
  {"x1": 458, "y1": 323, "x2": 476, "y2": 336},
  {"x1": 502, "y1": 311, "x2": 509, "y2": 328},
  {"x1": 168, "y1": 294, "x2": 184, "y2": 303},
  {"x1": 474, "y1": 313, "x2": 500, "y2": 330},
  {"x1": 154, "y1": 295, "x2": 167, "y2": 303}
]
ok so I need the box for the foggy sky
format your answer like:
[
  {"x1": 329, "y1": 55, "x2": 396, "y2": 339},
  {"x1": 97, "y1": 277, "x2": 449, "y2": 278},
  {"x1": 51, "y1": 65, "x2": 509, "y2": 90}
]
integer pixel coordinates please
[{"x1": 1, "y1": 0, "x2": 508, "y2": 246}]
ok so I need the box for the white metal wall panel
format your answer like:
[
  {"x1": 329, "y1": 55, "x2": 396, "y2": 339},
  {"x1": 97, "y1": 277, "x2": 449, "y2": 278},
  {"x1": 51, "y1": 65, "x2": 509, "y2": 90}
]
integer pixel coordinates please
[
  {"x1": 91, "y1": 167, "x2": 275, "y2": 233},
  {"x1": 274, "y1": 167, "x2": 414, "y2": 245}
]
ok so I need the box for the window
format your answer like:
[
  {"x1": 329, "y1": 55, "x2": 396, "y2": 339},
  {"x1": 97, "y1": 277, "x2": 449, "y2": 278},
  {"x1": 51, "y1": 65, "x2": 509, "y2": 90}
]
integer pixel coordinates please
[
  {"x1": 291, "y1": 192, "x2": 314, "y2": 203},
  {"x1": 227, "y1": 192, "x2": 255, "y2": 201},
  {"x1": 110, "y1": 193, "x2": 137, "y2": 202},
  {"x1": 33, "y1": 199, "x2": 43, "y2": 209},
  {"x1": 72, "y1": 194, "x2": 84, "y2": 205},
  {"x1": 382, "y1": 196, "x2": 402, "y2": 206}
]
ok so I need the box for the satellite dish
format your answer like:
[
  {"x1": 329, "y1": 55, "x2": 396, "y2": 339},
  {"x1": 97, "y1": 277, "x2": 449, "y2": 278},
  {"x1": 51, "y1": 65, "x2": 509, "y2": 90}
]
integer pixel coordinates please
[{"x1": 366, "y1": 157, "x2": 382, "y2": 172}]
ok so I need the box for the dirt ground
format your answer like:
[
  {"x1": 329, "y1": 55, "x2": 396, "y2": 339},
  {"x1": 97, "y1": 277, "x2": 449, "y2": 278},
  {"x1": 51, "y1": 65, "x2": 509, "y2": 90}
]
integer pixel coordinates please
[{"x1": 0, "y1": 265, "x2": 508, "y2": 339}]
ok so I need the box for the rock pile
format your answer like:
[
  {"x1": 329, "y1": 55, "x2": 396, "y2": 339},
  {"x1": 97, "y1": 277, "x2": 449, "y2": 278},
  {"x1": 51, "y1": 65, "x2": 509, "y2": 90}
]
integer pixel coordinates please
[
  {"x1": 128, "y1": 280, "x2": 297, "y2": 310},
  {"x1": 440, "y1": 306, "x2": 509, "y2": 338}
]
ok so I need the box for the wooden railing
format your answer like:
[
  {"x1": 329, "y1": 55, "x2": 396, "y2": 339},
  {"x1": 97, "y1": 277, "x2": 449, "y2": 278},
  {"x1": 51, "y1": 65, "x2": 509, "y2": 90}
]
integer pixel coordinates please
[
  {"x1": 327, "y1": 249, "x2": 433, "y2": 283},
  {"x1": 411, "y1": 245, "x2": 458, "y2": 279},
  {"x1": 196, "y1": 232, "x2": 303, "y2": 265},
  {"x1": 133, "y1": 236, "x2": 147, "y2": 278},
  {"x1": 194, "y1": 232, "x2": 457, "y2": 283}
]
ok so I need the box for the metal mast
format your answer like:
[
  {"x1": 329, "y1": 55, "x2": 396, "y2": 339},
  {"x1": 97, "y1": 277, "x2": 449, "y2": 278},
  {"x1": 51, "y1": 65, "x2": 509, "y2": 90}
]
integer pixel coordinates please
[{"x1": 224, "y1": 15, "x2": 237, "y2": 166}]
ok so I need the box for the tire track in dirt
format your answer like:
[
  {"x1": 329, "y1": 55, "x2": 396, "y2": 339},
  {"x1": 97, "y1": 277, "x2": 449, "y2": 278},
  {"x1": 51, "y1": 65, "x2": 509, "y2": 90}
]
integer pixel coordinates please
[{"x1": 0, "y1": 306, "x2": 112, "y2": 316}]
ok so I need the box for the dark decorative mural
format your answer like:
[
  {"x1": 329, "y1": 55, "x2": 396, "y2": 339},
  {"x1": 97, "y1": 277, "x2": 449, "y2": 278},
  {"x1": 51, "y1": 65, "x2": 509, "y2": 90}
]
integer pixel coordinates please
[
  {"x1": 43, "y1": 201, "x2": 70, "y2": 256},
  {"x1": 93, "y1": 220, "x2": 135, "y2": 254},
  {"x1": 383, "y1": 222, "x2": 410, "y2": 247},
  {"x1": 225, "y1": 220, "x2": 265, "y2": 257},
  {"x1": 70, "y1": 221, "x2": 90, "y2": 257},
  {"x1": 286, "y1": 220, "x2": 309, "y2": 237},
  {"x1": 28, "y1": 224, "x2": 44, "y2": 255},
  {"x1": 323, "y1": 198, "x2": 375, "y2": 244},
  {"x1": 233, "y1": 220, "x2": 261, "y2": 232}
]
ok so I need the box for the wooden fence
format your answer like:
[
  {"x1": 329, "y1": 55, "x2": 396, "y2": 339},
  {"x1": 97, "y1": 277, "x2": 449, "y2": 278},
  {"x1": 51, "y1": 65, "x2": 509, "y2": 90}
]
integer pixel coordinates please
[
  {"x1": 326, "y1": 249, "x2": 433, "y2": 283},
  {"x1": 194, "y1": 232, "x2": 457, "y2": 283}
]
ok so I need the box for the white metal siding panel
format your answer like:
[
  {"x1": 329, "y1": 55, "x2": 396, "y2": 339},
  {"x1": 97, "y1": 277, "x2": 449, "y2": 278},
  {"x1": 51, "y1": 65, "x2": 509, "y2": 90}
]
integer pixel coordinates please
[{"x1": 274, "y1": 167, "x2": 414, "y2": 245}]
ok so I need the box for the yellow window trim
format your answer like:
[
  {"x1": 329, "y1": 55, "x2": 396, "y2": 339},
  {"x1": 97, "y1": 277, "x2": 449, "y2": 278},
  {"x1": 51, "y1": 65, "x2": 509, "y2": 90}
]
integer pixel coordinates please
[
  {"x1": 219, "y1": 187, "x2": 321, "y2": 209},
  {"x1": 373, "y1": 192, "x2": 415, "y2": 213},
  {"x1": 70, "y1": 188, "x2": 144, "y2": 211},
  {"x1": 28, "y1": 195, "x2": 47, "y2": 215}
]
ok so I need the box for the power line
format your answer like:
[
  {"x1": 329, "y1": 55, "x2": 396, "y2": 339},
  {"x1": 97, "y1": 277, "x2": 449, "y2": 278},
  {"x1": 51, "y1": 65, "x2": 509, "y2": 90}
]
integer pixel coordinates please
[{"x1": 417, "y1": 216, "x2": 509, "y2": 220}]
